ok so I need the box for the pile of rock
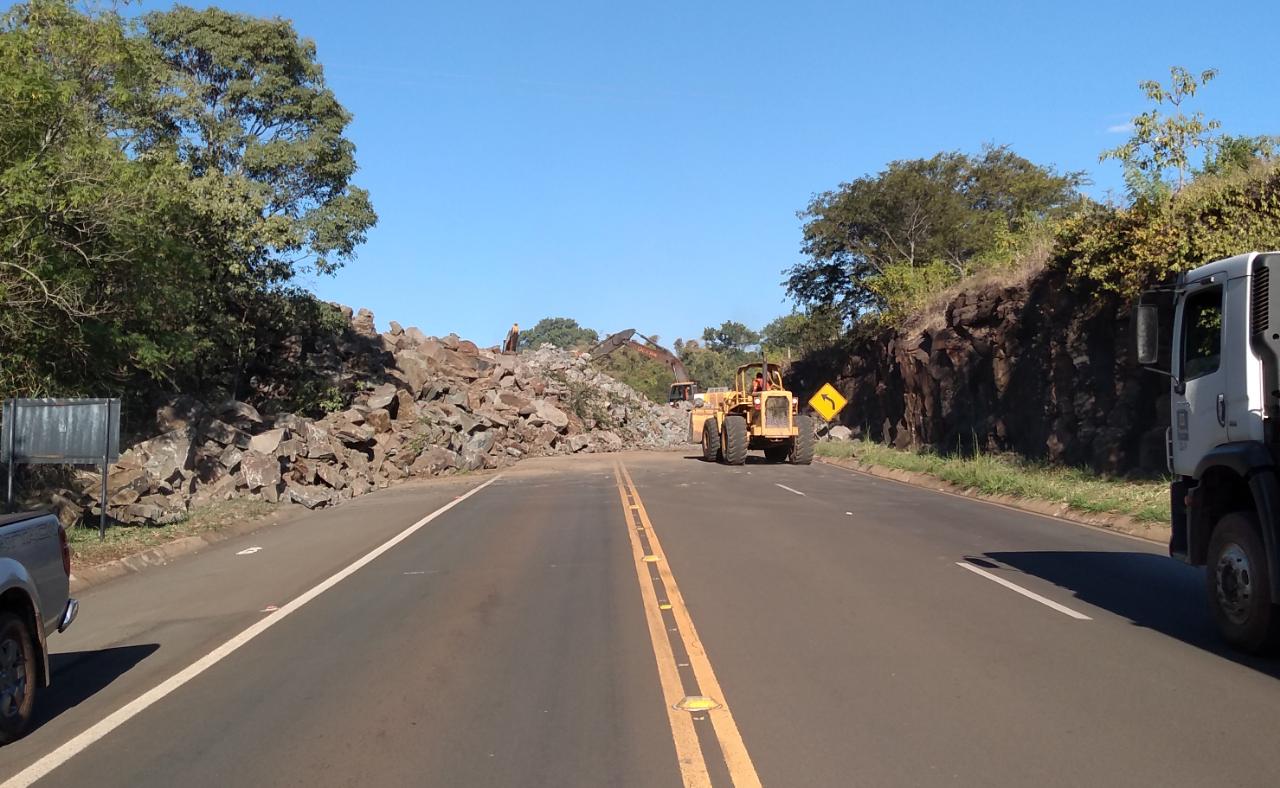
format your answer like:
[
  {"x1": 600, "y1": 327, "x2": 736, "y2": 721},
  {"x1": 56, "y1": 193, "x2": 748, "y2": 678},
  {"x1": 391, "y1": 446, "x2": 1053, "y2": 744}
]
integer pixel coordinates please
[{"x1": 51, "y1": 313, "x2": 692, "y2": 527}]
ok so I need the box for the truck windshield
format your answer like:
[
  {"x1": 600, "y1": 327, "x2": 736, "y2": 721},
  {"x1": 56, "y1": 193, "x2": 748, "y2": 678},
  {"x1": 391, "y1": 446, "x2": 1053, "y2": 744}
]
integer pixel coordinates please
[{"x1": 1182, "y1": 287, "x2": 1222, "y2": 381}]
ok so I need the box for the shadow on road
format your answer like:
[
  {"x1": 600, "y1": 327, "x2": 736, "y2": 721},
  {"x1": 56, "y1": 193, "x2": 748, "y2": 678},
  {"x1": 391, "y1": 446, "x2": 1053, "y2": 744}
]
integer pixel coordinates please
[
  {"x1": 985, "y1": 551, "x2": 1280, "y2": 679},
  {"x1": 30, "y1": 644, "x2": 160, "y2": 732},
  {"x1": 681, "y1": 455, "x2": 790, "y2": 466}
]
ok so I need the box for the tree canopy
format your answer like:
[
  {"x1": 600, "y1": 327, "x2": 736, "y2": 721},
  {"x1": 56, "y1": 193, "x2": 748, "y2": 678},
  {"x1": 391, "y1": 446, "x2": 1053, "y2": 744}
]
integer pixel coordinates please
[
  {"x1": 786, "y1": 145, "x2": 1083, "y2": 322},
  {"x1": 519, "y1": 317, "x2": 599, "y2": 350}
]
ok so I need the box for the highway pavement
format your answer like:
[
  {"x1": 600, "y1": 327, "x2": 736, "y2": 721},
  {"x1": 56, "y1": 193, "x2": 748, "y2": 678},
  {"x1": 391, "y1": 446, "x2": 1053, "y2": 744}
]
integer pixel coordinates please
[{"x1": 1, "y1": 449, "x2": 1279, "y2": 787}]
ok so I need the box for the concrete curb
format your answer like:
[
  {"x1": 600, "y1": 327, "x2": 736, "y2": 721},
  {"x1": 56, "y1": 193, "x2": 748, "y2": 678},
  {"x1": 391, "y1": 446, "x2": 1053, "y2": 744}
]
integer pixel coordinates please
[
  {"x1": 68, "y1": 506, "x2": 304, "y2": 594},
  {"x1": 817, "y1": 456, "x2": 1169, "y2": 545}
]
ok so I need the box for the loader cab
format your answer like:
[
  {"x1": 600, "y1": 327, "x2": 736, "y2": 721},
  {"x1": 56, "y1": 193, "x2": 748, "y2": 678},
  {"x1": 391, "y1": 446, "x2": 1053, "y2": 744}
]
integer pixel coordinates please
[{"x1": 734, "y1": 363, "x2": 784, "y2": 394}]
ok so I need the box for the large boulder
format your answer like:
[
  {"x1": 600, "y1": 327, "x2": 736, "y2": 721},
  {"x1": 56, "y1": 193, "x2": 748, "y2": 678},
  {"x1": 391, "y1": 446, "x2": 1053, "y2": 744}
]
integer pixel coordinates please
[
  {"x1": 240, "y1": 451, "x2": 281, "y2": 491},
  {"x1": 138, "y1": 429, "x2": 196, "y2": 484},
  {"x1": 533, "y1": 401, "x2": 570, "y2": 431}
]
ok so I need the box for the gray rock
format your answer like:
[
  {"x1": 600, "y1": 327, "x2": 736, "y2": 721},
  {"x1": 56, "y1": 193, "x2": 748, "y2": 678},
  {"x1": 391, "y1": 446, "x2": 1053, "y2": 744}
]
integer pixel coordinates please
[
  {"x1": 287, "y1": 483, "x2": 333, "y2": 509},
  {"x1": 366, "y1": 383, "x2": 398, "y2": 412},
  {"x1": 215, "y1": 400, "x2": 263, "y2": 427},
  {"x1": 315, "y1": 462, "x2": 348, "y2": 490},
  {"x1": 155, "y1": 395, "x2": 206, "y2": 433},
  {"x1": 249, "y1": 428, "x2": 288, "y2": 455},
  {"x1": 534, "y1": 401, "x2": 570, "y2": 430},
  {"x1": 826, "y1": 425, "x2": 854, "y2": 441},
  {"x1": 240, "y1": 451, "x2": 281, "y2": 491},
  {"x1": 139, "y1": 429, "x2": 196, "y2": 483},
  {"x1": 365, "y1": 408, "x2": 392, "y2": 433}
]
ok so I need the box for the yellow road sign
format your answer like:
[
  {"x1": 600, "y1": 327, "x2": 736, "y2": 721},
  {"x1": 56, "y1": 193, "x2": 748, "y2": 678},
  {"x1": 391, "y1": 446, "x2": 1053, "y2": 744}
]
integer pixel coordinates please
[{"x1": 808, "y1": 382, "x2": 848, "y2": 422}]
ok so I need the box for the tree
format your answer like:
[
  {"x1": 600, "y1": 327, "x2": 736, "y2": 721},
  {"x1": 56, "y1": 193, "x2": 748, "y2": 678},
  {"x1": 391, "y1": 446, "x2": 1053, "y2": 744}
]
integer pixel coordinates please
[
  {"x1": 593, "y1": 346, "x2": 672, "y2": 403},
  {"x1": 143, "y1": 6, "x2": 376, "y2": 281},
  {"x1": 760, "y1": 307, "x2": 843, "y2": 356},
  {"x1": 1102, "y1": 66, "x2": 1221, "y2": 197},
  {"x1": 0, "y1": 1, "x2": 202, "y2": 395},
  {"x1": 1199, "y1": 134, "x2": 1278, "y2": 177},
  {"x1": 701, "y1": 321, "x2": 760, "y2": 354},
  {"x1": 786, "y1": 145, "x2": 1082, "y2": 321},
  {"x1": 140, "y1": 6, "x2": 377, "y2": 395},
  {"x1": 519, "y1": 317, "x2": 599, "y2": 350},
  {"x1": 680, "y1": 347, "x2": 738, "y2": 389}
]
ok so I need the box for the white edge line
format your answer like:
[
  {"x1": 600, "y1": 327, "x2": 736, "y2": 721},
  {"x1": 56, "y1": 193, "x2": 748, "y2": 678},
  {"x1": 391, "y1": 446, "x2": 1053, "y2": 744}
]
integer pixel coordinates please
[
  {"x1": 775, "y1": 483, "x2": 805, "y2": 496},
  {"x1": 955, "y1": 561, "x2": 1092, "y2": 620},
  {"x1": 3, "y1": 474, "x2": 503, "y2": 788}
]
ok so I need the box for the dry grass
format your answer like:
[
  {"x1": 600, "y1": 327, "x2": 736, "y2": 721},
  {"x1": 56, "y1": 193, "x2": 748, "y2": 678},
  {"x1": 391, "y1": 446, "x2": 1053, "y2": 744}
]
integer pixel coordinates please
[
  {"x1": 817, "y1": 440, "x2": 1170, "y2": 523},
  {"x1": 902, "y1": 234, "x2": 1054, "y2": 336},
  {"x1": 68, "y1": 498, "x2": 279, "y2": 569}
]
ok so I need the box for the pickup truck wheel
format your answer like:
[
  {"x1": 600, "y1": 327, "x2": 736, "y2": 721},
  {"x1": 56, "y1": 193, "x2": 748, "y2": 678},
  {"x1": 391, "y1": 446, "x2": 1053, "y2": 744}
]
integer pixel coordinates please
[
  {"x1": 722, "y1": 415, "x2": 748, "y2": 465},
  {"x1": 790, "y1": 415, "x2": 815, "y2": 465},
  {"x1": 1207, "y1": 512, "x2": 1280, "y2": 654},
  {"x1": 701, "y1": 418, "x2": 721, "y2": 462},
  {"x1": 0, "y1": 612, "x2": 37, "y2": 742}
]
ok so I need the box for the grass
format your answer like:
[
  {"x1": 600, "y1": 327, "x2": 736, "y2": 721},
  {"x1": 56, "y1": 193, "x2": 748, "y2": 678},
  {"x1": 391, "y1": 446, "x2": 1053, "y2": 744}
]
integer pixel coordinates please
[
  {"x1": 68, "y1": 498, "x2": 279, "y2": 569},
  {"x1": 816, "y1": 440, "x2": 1170, "y2": 524}
]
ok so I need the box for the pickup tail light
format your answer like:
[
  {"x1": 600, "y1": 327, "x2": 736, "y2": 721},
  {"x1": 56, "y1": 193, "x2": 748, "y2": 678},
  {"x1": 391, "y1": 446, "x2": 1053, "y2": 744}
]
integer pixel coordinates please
[{"x1": 58, "y1": 525, "x2": 71, "y2": 577}]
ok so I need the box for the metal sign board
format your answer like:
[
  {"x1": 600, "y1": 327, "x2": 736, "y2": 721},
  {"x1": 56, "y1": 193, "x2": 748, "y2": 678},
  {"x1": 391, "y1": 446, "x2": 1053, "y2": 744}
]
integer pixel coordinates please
[
  {"x1": 808, "y1": 383, "x2": 848, "y2": 423},
  {"x1": 2, "y1": 398, "x2": 120, "y2": 464}
]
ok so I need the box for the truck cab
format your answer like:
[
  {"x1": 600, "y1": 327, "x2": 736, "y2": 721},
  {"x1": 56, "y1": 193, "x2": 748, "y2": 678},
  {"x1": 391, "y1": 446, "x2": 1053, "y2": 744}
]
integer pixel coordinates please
[{"x1": 1138, "y1": 251, "x2": 1280, "y2": 652}]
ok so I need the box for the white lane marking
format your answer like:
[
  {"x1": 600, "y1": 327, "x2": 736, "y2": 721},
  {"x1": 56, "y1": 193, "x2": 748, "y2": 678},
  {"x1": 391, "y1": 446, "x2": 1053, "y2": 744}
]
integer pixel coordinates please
[
  {"x1": 955, "y1": 561, "x2": 1092, "y2": 620},
  {"x1": 236, "y1": 546, "x2": 262, "y2": 555},
  {"x1": 3, "y1": 474, "x2": 503, "y2": 788},
  {"x1": 775, "y1": 483, "x2": 805, "y2": 496}
]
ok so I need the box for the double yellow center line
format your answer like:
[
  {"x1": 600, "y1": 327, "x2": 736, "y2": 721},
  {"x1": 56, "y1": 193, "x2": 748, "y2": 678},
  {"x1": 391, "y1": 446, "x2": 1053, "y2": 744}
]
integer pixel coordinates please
[{"x1": 613, "y1": 461, "x2": 762, "y2": 788}]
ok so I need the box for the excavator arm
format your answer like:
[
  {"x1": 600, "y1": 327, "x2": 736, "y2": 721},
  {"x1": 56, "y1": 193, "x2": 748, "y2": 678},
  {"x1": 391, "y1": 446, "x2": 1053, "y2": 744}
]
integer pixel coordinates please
[{"x1": 589, "y1": 329, "x2": 697, "y2": 404}]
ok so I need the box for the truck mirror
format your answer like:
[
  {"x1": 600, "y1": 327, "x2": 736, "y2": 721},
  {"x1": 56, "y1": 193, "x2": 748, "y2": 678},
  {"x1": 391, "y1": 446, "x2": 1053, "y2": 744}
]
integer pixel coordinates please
[{"x1": 1135, "y1": 304, "x2": 1159, "y2": 366}]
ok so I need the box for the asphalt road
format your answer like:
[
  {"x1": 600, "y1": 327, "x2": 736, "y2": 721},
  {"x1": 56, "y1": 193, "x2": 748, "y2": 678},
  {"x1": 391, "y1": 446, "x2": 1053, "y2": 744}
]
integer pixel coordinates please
[{"x1": 2, "y1": 450, "x2": 1280, "y2": 787}]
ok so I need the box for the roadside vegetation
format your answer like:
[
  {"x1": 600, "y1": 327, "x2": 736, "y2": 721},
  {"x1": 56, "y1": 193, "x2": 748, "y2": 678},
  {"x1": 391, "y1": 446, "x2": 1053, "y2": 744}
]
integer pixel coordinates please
[
  {"x1": 816, "y1": 441, "x2": 1171, "y2": 524},
  {"x1": 68, "y1": 498, "x2": 278, "y2": 569}
]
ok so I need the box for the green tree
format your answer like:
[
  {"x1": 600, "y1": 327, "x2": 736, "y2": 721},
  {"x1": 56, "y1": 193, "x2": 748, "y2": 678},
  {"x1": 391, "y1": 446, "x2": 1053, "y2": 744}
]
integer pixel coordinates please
[
  {"x1": 519, "y1": 317, "x2": 599, "y2": 350},
  {"x1": 593, "y1": 346, "x2": 673, "y2": 403},
  {"x1": 701, "y1": 321, "x2": 759, "y2": 353},
  {"x1": 141, "y1": 5, "x2": 377, "y2": 394},
  {"x1": 680, "y1": 347, "x2": 738, "y2": 389},
  {"x1": 0, "y1": 0, "x2": 201, "y2": 395},
  {"x1": 760, "y1": 307, "x2": 843, "y2": 356},
  {"x1": 787, "y1": 145, "x2": 1081, "y2": 321},
  {"x1": 1199, "y1": 134, "x2": 1278, "y2": 177},
  {"x1": 1102, "y1": 66, "x2": 1221, "y2": 198}
]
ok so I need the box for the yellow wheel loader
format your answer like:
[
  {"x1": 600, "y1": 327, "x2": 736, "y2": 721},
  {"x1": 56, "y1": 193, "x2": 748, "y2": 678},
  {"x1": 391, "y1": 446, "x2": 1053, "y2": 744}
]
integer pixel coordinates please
[{"x1": 690, "y1": 362, "x2": 815, "y2": 465}]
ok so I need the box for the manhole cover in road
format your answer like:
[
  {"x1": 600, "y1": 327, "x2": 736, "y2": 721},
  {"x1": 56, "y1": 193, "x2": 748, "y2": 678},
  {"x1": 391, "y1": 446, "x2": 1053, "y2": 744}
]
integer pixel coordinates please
[{"x1": 674, "y1": 696, "x2": 721, "y2": 712}]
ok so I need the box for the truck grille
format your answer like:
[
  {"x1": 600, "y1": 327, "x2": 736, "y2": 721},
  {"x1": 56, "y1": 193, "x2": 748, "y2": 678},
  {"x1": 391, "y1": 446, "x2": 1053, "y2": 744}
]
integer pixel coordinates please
[
  {"x1": 1254, "y1": 262, "x2": 1270, "y2": 334},
  {"x1": 764, "y1": 396, "x2": 790, "y2": 429}
]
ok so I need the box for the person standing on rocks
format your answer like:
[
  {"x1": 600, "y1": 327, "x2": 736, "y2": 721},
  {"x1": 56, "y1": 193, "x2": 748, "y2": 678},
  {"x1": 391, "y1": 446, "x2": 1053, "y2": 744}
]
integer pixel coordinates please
[{"x1": 503, "y1": 323, "x2": 519, "y2": 353}]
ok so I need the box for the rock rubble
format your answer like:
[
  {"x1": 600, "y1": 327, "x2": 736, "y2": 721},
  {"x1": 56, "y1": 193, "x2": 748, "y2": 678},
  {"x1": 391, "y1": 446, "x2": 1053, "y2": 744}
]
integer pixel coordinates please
[{"x1": 50, "y1": 311, "x2": 692, "y2": 527}]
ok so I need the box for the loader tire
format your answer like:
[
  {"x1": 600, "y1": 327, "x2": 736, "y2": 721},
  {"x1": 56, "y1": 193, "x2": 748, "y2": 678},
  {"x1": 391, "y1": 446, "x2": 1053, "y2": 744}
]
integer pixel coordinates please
[
  {"x1": 790, "y1": 414, "x2": 815, "y2": 465},
  {"x1": 701, "y1": 418, "x2": 721, "y2": 462},
  {"x1": 722, "y1": 415, "x2": 748, "y2": 465}
]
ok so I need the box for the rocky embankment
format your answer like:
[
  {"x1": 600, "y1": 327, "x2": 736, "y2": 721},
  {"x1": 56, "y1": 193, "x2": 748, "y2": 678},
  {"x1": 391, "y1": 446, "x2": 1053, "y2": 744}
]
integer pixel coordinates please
[
  {"x1": 49, "y1": 311, "x2": 691, "y2": 527},
  {"x1": 790, "y1": 265, "x2": 1167, "y2": 474}
]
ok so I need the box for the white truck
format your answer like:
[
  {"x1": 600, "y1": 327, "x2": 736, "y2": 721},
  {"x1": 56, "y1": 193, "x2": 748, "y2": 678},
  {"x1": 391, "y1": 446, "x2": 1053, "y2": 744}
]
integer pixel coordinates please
[{"x1": 1136, "y1": 250, "x2": 1280, "y2": 653}]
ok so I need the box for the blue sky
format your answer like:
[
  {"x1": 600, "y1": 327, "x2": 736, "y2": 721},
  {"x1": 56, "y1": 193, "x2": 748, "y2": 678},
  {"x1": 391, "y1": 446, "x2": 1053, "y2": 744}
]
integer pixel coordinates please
[{"x1": 143, "y1": 0, "x2": 1280, "y2": 347}]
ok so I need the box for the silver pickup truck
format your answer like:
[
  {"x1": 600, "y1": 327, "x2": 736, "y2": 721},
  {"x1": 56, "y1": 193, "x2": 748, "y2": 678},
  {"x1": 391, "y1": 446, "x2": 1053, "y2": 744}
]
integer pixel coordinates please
[{"x1": 0, "y1": 511, "x2": 77, "y2": 742}]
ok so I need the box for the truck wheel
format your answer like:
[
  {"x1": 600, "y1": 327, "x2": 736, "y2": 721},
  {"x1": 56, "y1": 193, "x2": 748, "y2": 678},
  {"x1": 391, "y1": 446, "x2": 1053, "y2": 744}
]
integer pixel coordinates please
[
  {"x1": 0, "y1": 612, "x2": 38, "y2": 743},
  {"x1": 1206, "y1": 512, "x2": 1280, "y2": 654},
  {"x1": 701, "y1": 418, "x2": 721, "y2": 462},
  {"x1": 722, "y1": 415, "x2": 748, "y2": 465},
  {"x1": 790, "y1": 415, "x2": 815, "y2": 465},
  {"x1": 764, "y1": 446, "x2": 789, "y2": 463}
]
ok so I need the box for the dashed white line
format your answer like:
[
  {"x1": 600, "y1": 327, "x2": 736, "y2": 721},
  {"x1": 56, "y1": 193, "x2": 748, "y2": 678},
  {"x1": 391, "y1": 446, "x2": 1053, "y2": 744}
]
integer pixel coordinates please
[
  {"x1": 775, "y1": 483, "x2": 805, "y2": 496},
  {"x1": 955, "y1": 561, "x2": 1092, "y2": 620},
  {"x1": 1, "y1": 474, "x2": 503, "y2": 788}
]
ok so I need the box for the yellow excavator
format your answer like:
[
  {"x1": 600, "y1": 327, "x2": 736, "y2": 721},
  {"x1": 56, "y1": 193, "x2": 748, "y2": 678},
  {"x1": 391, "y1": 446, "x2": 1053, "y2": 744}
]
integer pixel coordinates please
[{"x1": 589, "y1": 329, "x2": 699, "y2": 405}]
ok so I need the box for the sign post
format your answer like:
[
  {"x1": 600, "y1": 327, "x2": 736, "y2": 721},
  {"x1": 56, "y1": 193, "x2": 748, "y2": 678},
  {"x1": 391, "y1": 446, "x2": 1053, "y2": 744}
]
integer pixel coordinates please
[{"x1": 807, "y1": 382, "x2": 848, "y2": 424}]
